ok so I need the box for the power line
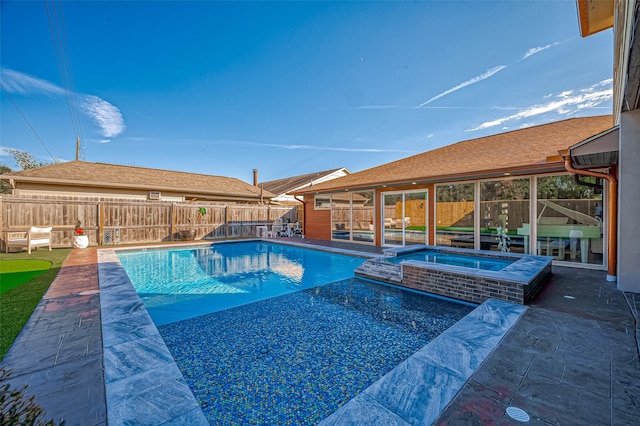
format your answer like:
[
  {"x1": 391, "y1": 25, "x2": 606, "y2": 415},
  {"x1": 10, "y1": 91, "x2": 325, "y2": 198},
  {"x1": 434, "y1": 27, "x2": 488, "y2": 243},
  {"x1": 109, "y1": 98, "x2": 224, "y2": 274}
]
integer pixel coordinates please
[
  {"x1": 0, "y1": 84, "x2": 58, "y2": 161},
  {"x1": 43, "y1": 0, "x2": 85, "y2": 160}
]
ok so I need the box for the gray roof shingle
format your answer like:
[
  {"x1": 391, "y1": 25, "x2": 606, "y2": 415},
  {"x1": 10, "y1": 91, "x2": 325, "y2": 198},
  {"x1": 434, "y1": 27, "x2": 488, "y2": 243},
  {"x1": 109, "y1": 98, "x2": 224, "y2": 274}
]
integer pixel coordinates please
[
  {"x1": 295, "y1": 115, "x2": 614, "y2": 194},
  {"x1": 261, "y1": 168, "x2": 347, "y2": 196},
  {"x1": 3, "y1": 161, "x2": 274, "y2": 199}
]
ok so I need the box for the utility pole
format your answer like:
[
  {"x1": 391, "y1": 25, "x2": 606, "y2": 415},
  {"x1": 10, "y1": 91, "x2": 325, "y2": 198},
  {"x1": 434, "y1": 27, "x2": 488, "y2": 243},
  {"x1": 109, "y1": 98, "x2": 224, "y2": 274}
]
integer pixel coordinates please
[{"x1": 75, "y1": 137, "x2": 80, "y2": 160}]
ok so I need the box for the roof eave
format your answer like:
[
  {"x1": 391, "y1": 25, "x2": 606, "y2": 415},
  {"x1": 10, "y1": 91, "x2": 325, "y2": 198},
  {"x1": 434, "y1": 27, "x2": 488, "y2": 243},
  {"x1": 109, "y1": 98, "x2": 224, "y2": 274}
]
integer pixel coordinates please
[
  {"x1": 576, "y1": 0, "x2": 614, "y2": 37},
  {"x1": 293, "y1": 163, "x2": 566, "y2": 195},
  {"x1": 2, "y1": 175, "x2": 270, "y2": 199},
  {"x1": 569, "y1": 126, "x2": 620, "y2": 169}
]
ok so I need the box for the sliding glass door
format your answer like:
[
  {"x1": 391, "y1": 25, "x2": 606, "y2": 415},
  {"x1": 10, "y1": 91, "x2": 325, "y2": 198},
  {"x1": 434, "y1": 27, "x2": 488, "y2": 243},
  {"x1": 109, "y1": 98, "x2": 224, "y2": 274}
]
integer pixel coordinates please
[
  {"x1": 330, "y1": 191, "x2": 375, "y2": 243},
  {"x1": 382, "y1": 190, "x2": 428, "y2": 246}
]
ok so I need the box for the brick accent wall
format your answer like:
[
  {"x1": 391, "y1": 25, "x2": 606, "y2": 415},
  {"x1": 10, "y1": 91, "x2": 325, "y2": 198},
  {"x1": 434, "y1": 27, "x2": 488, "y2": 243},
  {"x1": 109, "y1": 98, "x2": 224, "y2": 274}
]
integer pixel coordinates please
[{"x1": 402, "y1": 263, "x2": 551, "y2": 305}]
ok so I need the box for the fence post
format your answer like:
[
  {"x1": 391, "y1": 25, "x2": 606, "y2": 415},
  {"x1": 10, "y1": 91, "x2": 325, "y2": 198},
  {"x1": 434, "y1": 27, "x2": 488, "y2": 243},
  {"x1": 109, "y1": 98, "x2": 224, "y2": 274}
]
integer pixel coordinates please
[
  {"x1": 169, "y1": 203, "x2": 176, "y2": 241},
  {"x1": 170, "y1": 203, "x2": 175, "y2": 241},
  {"x1": 225, "y1": 206, "x2": 229, "y2": 238},
  {"x1": 98, "y1": 201, "x2": 104, "y2": 245}
]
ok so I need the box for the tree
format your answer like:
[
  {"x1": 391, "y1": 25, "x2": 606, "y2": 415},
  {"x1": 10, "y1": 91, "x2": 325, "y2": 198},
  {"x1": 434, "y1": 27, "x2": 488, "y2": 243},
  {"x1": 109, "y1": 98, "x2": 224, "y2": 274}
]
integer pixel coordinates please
[
  {"x1": 480, "y1": 178, "x2": 530, "y2": 201},
  {"x1": 3, "y1": 149, "x2": 58, "y2": 170},
  {"x1": 537, "y1": 175, "x2": 601, "y2": 200},
  {"x1": 0, "y1": 164, "x2": 12, "y2": 194}
]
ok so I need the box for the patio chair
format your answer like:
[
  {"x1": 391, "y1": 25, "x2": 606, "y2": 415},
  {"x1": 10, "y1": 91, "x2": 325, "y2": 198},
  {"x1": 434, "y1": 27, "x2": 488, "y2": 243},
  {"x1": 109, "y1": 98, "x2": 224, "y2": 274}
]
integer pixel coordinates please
[
  {"x1": 5, "y1": 226, "x2": 53, "y2": 254},
  {"x1": 290, "y1": 222, "x2": 303, "y2": 237},
  {"x1": 267, "y1": 218, "x2": 284, "y2": 238}
]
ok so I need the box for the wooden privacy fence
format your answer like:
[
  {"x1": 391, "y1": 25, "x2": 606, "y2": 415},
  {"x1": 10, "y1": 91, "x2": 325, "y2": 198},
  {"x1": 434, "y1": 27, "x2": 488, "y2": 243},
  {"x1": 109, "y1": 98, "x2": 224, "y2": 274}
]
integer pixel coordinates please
[
  {"x1": 0, "y1": 196, "x2": 298, "y2": 249},
  {"x1": 437, "y1": 199, "x2": 600, "y2": 229}
]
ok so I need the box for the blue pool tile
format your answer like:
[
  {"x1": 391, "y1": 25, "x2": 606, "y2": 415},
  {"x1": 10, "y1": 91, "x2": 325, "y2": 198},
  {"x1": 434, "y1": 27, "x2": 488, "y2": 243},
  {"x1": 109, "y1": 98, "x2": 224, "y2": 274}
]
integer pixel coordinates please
[
  {"x1": 321, "y1": 297, "x2": 526, "y2": 425},
  {"x1": 158, "y1": 278, "x2": 474, "y2": 425}
]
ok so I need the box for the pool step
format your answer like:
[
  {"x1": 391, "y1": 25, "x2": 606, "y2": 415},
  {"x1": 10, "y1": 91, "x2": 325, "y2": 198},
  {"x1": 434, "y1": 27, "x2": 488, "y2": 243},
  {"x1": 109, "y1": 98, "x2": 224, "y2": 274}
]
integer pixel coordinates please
[{"x1": 355, "y1": 258, "x2": 402, "y2": 284}]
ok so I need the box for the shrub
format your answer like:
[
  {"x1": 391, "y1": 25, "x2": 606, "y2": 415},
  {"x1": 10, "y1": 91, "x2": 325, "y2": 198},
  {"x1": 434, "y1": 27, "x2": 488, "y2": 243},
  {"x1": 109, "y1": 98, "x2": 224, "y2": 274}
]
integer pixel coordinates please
[{"x1": 0, "y1": 368, "x2": 63, "y2": 425}]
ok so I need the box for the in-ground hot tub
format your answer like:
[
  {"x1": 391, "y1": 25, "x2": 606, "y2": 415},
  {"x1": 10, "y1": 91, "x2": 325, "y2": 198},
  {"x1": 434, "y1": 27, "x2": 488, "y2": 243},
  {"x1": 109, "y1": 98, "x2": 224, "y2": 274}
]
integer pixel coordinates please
[{"x1": 355, "y1": 245, "x2": 553, "y2": 305}]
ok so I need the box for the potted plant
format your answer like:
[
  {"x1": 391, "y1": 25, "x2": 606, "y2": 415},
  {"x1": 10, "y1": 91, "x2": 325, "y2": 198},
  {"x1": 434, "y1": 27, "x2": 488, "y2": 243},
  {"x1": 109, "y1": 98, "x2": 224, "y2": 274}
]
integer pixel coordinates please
[
  {"x1": 73, "y1": 219, "x2": 89, "y2": 248},
  {"x1": 179, "y1": 207, "x2": 207, "y2": 241}
]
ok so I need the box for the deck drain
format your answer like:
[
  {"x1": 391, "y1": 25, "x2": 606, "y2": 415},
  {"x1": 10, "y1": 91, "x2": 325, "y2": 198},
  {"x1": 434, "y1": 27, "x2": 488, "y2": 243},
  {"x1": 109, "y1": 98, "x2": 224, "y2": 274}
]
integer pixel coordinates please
[{"x1": 506, "y1": 406, "x2": 530, "y2": 422}]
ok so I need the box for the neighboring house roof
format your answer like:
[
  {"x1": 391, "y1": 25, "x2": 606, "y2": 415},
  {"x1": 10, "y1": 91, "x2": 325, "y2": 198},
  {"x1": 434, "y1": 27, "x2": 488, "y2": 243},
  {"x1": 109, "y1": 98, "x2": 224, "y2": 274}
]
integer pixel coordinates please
[
  {"x1": 2, "y1": 160, "x2": 274, "y2": 201},
  {"x1": 261, "y1": 168, "x2": 350, "y2": 198},
  {"x1": 294, "y1": 115, "x2": 615, "y2": 194}
]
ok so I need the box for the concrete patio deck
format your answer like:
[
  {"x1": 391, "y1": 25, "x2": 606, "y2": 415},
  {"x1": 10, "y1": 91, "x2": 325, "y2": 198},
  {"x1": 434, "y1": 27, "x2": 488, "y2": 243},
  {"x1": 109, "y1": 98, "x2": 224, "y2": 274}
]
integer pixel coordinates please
[{"x1": 1, "y1": 240, "x2": 638, "y2": 425}]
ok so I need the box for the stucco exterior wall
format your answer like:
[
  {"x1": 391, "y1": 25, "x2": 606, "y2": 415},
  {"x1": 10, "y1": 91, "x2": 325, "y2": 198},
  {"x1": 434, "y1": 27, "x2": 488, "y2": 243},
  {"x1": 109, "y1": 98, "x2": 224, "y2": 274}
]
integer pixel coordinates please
[
  {"x1": 13, "y1": 182, "x2": 185, "y2": 201},
  {"x1": 618, "y1": 111, "x2": 640, "y2": 292}
]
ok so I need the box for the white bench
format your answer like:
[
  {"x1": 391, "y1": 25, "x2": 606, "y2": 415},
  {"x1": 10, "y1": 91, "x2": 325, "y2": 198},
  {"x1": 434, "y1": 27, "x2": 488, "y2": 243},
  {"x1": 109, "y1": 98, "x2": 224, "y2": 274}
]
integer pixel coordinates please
[{"x1": 4, "y1": 226, "x2": 53, "y2": 254}]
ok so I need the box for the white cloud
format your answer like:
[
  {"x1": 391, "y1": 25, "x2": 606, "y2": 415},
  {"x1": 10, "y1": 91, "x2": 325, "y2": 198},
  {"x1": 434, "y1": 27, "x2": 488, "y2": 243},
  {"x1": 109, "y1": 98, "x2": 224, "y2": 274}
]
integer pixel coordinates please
[
  {"x1": 187, "y1": 138, "x2": 415, "y2": 154},
  {"x1": 0, "y1": 68, "x2": 65, "y2": 96},
  {"x1": 466, "y1": 79, "x2": 613, "y2": 131},
  {"x1": 417, "y1": 65, "x2": 507, "y2": 107},
  {"x1": 355, "y1": 105, "x2": 403, "y2": 110},
  {"x1": 414, "y1": 43, "x2": 559, "y2": 109},
  {"x1": 259, "y1": 143, "x2": 413, "y2": 153},
  {"x1": 522, "y1": 42, "x2": 558, "y2": 59},
  {"x1": 0, "y1": 67, "x2": 126, "y2": 138},
  {"x1": 82, "y1": 95, "x2": 126, "y2": 138}
]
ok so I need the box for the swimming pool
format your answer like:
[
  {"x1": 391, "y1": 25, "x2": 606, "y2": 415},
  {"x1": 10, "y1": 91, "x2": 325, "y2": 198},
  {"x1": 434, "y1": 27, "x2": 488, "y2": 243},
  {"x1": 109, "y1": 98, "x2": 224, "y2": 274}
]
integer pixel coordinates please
[
  {"x1": 158, "y1": 277, "x2": 475, "y2": 424},
  {"x1": 99, "y1": 243, "x2": 525, "y2": 424},
  {"x1": 117, "y1": 241, "x2": 365, "y2": 325},
  {"x1": 384, "y1": 249, "x2": 515, "y2": 271}
]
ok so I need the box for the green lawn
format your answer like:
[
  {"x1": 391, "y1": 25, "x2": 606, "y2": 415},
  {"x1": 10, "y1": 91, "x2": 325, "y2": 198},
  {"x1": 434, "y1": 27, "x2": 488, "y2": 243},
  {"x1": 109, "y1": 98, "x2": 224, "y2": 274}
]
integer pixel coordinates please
[
  {"x1": 0, "y1": 259, "x2": 52, "y2": 294},
  {"x1": 0, "y1": 249, "x2": 71, "y2": 361}
]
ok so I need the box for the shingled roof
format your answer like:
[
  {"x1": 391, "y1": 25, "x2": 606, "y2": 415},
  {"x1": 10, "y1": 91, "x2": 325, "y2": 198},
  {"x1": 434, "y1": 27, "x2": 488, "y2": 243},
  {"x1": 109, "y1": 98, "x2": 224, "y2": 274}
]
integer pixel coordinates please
[
  {"x1": 294, "y1": 115, "x2": 615, "y2": 194},
  {"x1": 3, "y1": 161, "x2": 274, "y2": 201},
  {"x1": 261, "y1": 168, "x2": 349, "y2": 197}
]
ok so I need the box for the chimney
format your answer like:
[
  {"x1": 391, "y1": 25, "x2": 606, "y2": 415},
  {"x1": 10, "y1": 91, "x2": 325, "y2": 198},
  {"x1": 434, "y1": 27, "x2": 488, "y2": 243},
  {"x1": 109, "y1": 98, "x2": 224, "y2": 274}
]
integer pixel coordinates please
[{"x1": 253, "y1": 169, "x2": 259, "y2": 186}]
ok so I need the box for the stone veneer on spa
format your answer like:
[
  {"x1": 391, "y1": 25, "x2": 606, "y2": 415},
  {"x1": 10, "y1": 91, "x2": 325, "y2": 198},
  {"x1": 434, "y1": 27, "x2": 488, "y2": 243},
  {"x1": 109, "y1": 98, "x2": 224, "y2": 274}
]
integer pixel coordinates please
[{"x1": 356, "y1": 245, "x2": 553, "y2": 305}]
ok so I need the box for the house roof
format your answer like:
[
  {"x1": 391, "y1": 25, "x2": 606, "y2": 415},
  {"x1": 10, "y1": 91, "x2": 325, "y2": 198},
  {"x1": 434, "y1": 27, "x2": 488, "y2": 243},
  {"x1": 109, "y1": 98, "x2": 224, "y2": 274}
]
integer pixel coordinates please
[
  {"x1": 260, "y1": 168, "x2": 349, "y2": 197},
  {"x1": 2, "y1": 160, "x2": 275, "y2": 201},
  {"x1": 294, "y1": 115, "x2": 615, "y2": 194}
]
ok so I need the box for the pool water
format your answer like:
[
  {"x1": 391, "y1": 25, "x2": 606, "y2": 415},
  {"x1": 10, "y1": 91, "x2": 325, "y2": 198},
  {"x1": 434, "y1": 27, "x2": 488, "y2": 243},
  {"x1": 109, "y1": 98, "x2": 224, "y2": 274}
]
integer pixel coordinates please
[
  {"x1": 386, "y1": 249, "x2": 515, "y2": 271},
  {"x1": 158, "y1": 277, "x2": 474, "y2": 425},
  {"x1": 117, "y1": 241, "x2": 476, "y2": 424},
  {"x1": 117, "y1": 242, "x2": 366, "y2": 325}
]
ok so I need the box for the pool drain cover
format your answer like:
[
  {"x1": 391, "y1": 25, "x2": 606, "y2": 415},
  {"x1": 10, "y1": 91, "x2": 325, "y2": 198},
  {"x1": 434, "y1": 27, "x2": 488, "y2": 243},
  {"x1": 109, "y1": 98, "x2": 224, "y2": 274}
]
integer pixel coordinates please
[{"x1": 506, "y1": 406, "x2": 530, "y2": 422}]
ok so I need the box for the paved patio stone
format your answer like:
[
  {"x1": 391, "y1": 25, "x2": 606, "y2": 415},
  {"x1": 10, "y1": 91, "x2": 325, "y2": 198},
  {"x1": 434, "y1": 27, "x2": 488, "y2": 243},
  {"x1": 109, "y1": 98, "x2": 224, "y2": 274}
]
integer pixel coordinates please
[
  {"x1": 434, "y1": 266, "x2": 640, "y2": 425},
  {"x1": 0, "y1": 248, "x2": 106, "y2": 426}
]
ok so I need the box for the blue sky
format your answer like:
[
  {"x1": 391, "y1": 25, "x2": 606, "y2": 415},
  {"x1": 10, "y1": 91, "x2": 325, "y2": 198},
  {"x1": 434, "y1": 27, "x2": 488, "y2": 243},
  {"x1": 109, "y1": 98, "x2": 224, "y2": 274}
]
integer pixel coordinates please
[{"x1": 1, "y1": 1, "x2": 613, "y2": 184}]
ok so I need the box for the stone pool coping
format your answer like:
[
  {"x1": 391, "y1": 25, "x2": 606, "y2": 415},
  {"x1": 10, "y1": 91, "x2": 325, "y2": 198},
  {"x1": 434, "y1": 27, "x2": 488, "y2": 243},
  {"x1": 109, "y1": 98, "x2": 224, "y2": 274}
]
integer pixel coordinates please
[
  {"x1": 319, "y1": 298, "x2": 526, "y2": 425},
  {"x1": 98, "y1": 240, "x2": 526, "y2": 424}
]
